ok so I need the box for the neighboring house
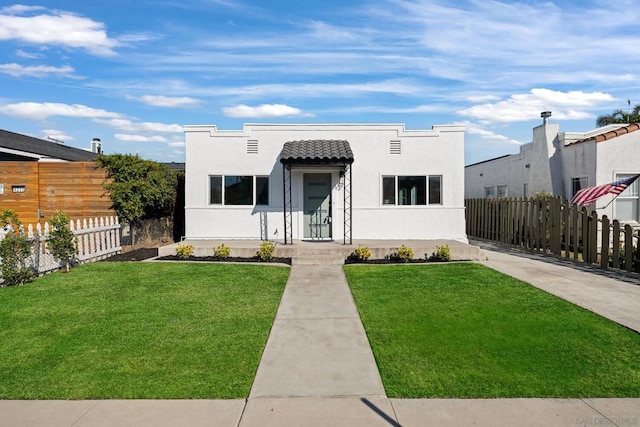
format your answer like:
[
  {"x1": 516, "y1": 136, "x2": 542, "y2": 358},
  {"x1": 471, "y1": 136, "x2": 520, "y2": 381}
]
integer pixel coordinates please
[
  {"x1": 0, "y1": 130, "x2": 114, "y2": 224},
  {"x1": 465, "y1": 114, "x2": 640, "y2": 224},
  {"x1": 184, "y1": 123, "x2": 467, "y2": 243}
]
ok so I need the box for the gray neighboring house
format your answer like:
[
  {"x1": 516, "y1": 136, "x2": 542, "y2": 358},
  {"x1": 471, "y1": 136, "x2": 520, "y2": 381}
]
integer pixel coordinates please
[{"x1": 0, "y1": 129, "x2": 100, "y2": 162}]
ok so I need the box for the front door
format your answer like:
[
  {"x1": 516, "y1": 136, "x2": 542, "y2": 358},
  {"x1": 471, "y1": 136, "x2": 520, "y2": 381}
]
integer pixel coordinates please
[{"x1": 303, "y1": 173, "x2": 332, "y2": 239}]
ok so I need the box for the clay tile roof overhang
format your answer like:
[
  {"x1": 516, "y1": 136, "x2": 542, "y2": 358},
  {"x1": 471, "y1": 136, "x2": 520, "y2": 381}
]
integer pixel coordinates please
[
  {"x1": 568, "y1": 123, "x2": 640, "y2": 146},
  {"x1": 279, "y1": 139, "x2": 354, "y2": 165}
]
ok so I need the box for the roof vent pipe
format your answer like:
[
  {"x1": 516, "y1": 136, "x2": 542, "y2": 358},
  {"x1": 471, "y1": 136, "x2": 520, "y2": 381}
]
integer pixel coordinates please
[
  {"x1": 91, "y1": 138, "x2": 102, "y2": 154},
  {"x1": 541, "y1": 111, "x2": 552, "y2": 124}
]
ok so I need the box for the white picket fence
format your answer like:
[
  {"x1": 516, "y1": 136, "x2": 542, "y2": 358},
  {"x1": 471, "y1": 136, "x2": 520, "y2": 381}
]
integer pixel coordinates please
[{"x1": 1, "y1": 216, "x2": 122, "y2": 276}]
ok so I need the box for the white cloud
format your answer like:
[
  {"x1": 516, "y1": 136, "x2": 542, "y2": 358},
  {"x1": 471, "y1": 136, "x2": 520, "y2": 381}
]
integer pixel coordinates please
[
  {"x1": 133, "y1": 95, "x2": 201, "y2": 108},
  {"x1": 458, "y1": 89, "x2": 614, "y2": 123},
  {"x1": 40, "y1": 128, "x2": 75, "y2": 141},
  {"x1": 467, "y1": 95, "x2": 501, "y2": 103},
  {"x1": 0, "y1": 102, "x2": 123, "y2": 120},
  {"x1": 0, "y1": 63, "x2": 74, "y2": 77},
  {"x1": 15, "y1": 49, "x2": 42, "y2": 59},
  {"x1": 1, "y1": 5, "x2": 46, "y2": 14},
  {"x1": 0, "y1": 7, "x2": 119, "y2": 56},
  {"x1": 115, "y1": 134, "x2": 169, "y2": 143},
  {"x1": 307, "y1": 20, "x2": 357, "y2": 43},
  {"x1": 168, "y1": 141, "x2": 186, "y2": 148},
  {"x1": 97, "y1": 118, "x2": 183, "y2": 133},
  {"x1": 463, "y1": 123, "x2": 523, "y2": 145},
  {"x1": 223, "y1": 103, "x2": 307, "y2": 118}
]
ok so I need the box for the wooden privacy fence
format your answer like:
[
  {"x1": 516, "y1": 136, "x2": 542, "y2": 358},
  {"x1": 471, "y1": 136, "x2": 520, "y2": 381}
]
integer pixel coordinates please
[
  {"x1": 465, "y1": 197, "x2": 640, "y2": 274},
  {"x1": 2, "y1": 216, "x2": 122, "y2": 276}
]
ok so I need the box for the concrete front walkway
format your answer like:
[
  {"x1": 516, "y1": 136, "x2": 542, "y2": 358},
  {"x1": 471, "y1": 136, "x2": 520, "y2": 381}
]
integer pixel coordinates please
[{"x1": 250, "y1": 265, "x2": 386, "y2": 398}]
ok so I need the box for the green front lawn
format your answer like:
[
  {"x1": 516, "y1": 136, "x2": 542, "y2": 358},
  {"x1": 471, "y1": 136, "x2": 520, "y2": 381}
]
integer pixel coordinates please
[
  {"x1": 345, "y1": 263, "x2": 640, "y2": 398},
  {"x1": 0, "y1": 262, "x2": 289, "y2": 399}
]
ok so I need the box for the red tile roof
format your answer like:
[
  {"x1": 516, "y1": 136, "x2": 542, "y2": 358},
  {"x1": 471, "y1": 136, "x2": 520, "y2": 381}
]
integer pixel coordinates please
[{"x1": 568, "y1": 123, "x2": 640, "y2": 146}]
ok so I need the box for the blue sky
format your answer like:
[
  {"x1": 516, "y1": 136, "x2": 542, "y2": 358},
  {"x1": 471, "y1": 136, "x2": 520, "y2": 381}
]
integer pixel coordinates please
[{"x1": 1, "y1": 0, "x2": 639, "y2": 165}]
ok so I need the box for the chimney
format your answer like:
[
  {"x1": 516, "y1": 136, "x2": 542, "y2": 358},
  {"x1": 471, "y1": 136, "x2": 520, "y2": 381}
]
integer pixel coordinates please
[
  {"x1": 91, "y1": 138, "x2": 102, "y2": 154},
  {"x1": 541, "y1": 111, "x2": 552, "y2": 125}
]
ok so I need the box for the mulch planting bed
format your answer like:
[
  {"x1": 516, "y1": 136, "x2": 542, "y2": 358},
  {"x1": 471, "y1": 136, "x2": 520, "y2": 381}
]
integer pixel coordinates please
[
  {"x1": 345, "y1": 258, "x2": 436, "y2": 265},
  {"x1": 103, "y1": 247, "x2": 159, "y2": 262},
  {"x1": 157, "y1": 256, "x2": 292, "y2": 265}
]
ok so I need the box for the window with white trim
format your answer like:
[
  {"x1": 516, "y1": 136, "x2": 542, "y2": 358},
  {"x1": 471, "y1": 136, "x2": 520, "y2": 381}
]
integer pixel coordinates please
[
  {"x1": 209, "y1": 175, "x2": 269, "y2": 206},
  {"x1": 614, "y1": 173, "x2": 639, "y2": 222},
  {"x1": 571, "y1": 177, "x2": 588, "y2": 199},
  {"x1": 484, "y1": 186, "x2": 496, "y2": 198},
  {"x1": 497, "y1": 185, "x2": 508, "y2": 198},
  {"x1": 382, "y1": 175, "x2": 442, "y2": 205}
]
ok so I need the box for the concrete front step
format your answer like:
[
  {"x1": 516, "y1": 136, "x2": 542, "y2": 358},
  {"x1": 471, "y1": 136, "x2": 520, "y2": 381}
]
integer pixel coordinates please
[{"x1": 292, "y1": 255, "x2": 345, "y2": 265}]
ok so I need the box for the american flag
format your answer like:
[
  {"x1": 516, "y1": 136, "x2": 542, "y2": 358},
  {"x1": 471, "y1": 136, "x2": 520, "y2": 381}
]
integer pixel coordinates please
[{"x1": 570, "y1": 174, "x2": 640, "y2": 206}]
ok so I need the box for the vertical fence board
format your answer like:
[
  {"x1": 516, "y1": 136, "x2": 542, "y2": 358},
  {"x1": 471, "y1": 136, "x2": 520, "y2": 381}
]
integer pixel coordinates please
[
  {"x1": 612, "y1": 220, "x2": 621, "y2": 269},
  {"x1": 589, "y1": 211, "x2": 598, "y2": 264},
  {"x1": 625, "y1": 225, "x2": 634, "y2": 272},
  {"x1": 601, "y1": 215, "x2": 610, "y2": 270}
]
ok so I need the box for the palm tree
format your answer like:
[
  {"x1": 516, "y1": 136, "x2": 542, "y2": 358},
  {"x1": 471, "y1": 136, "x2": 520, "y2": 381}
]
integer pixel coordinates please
[{"x1": 596, "y1": 103, "x2": 640, "y2": 127}]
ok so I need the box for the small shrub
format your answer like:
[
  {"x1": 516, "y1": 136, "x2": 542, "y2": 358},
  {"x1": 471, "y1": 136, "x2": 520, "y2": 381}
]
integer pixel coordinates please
[
  {"x1": 255, "y1": 241, "x2": 276, "y2": 261},
  {"x1": 176, "y1": 244, "x2": 194, "y2": 259},
  {"x1": 349, "y1": 246, "x2": 372, "y2": 262},
  {"x1": 0, "y1": 209, "x2": 33, "y2": 286},
  {"x1": 214, "y1": 243, "x2": 231, "y2": 259},
  {"x1": 429, "y1": 244, "x2": 451, "y2": 262},
  {"x1": 393, "y1": 244, "x2": 414, "y2": 263},
  {"x1": 48, "y1": 211, "x2": 77, "y2": 272}
]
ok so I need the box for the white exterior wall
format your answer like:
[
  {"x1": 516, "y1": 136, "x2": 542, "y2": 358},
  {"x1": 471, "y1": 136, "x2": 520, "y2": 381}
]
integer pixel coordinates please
[
  {"x1": 559, "y1": 139, "x2": 597, "y2": 201},
  {"x1": 464, "y1": 143, "x2": 532, "y2": 199},
  {"x1": 595, "y1": 133, "x2": 640, "y2": 220},
  {"x1": 184, "y1": 123, "x2": 467, "y2": 241}
]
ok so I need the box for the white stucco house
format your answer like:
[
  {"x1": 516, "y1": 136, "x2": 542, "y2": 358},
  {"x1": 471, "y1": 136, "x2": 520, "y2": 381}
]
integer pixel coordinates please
[
  {"x1": 465, "y1": 113, "x2": 640, "y2": 224},
  {"x1": 184, "y1": 123, "x2": 467, "y2": 243}
]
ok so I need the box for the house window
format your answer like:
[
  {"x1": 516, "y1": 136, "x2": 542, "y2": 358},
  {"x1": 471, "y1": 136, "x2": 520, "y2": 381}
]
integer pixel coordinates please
[
  {"x1": 484, "y1": 186, "x2": 496, "y2": 198},
  {"x1": 382, "y1": 176, "x2": 395, "y2": 205},
  {"x1": 225, "y1": 176, "x2": 253, "y2": 205},
  {"x1": 428, "y1": 176, "x2": 442, "y2": 205},
  {"x1": 571, "y1": 177, "x2": 588, "y2": 199},
  {"x1": 398, "y1": 176, "x2": 426, "y2": 205},
  {"x1": 497, "y1": 185, "x2": 508, "y2": 198},
  {"x1": 615, "y1": 173, "x2": 639, "y2": 222},
  {"x1": 210, "y1": 175, "x2": 269, "y2": 206},
  {"x1": 523, "y1": 183, "x2": 528, "y2": 197},
  {"x1": 210, "y1": 176, "x2": 222, "y2": 204},
  {"x1": 382, "y1": 175, "x2": 440, "y2": 205},
  {"x1": 256, "y1": 176, "x2": 269, "y2": 206}
]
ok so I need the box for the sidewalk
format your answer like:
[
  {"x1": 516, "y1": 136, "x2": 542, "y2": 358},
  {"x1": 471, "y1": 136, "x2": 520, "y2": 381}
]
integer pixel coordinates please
[{"x1": 2, "y1": 247, "x2": 640, "y2": 426}]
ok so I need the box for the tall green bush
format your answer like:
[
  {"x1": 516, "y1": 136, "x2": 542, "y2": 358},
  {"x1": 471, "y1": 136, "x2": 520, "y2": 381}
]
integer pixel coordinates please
[
  {"x1": 48, "y1": 211, "x2": 77, "y2": 273},
  {"x1": 0, "y1": 209, "x2": 33, "y2": 286}
]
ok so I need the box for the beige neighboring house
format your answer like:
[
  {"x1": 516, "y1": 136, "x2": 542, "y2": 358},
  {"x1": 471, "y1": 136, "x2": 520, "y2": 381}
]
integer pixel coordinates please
[{"x1": 465, "y1": 113, "x2": 640, "y2": 225}]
